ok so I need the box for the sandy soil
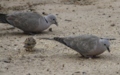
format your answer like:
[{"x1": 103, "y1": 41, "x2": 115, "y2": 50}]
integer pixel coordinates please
[{"x1": 0, "y1": 0, "x2": 120, "y2": 75}]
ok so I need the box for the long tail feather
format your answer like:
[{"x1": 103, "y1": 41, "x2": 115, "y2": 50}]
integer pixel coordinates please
[
  {"x1": 40, "y1": 37, "x2": 67, "y2": 45},
  {"x1": 53, "y1": 37, "x2": 67, "y2": 45},
  {"x1": 39, "y1": 37, "x2": 54, "y2": 40},
  {"x1": 0, "y1": 13, "x2": 9, "y2": 23}
]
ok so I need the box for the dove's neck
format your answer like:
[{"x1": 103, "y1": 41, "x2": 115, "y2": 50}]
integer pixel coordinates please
[
  {"x1": 88, "y1": 39, "x2": 107, "y2": 56},
  {"x1": 44, "y1": 17, "x2": 48, "y2": 24},
  {"x1": 35, "y1": 17, "x2": 51, "y2": 32},
  {"x1": 98, "y1": 39, "x2": 107, "y2": 51},
  {"x1": 45, "y1": 16, "x2": 52, "y2": 26}
]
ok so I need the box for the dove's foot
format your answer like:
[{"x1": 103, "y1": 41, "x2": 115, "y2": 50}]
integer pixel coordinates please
[
  {"x1": 24, "y1": 31, "x2": 42, "y2": 35},
  {"x1": 24, "y1": 32, "x2": 38, "y2": 35},
  {"x1": 81, "y1": 55, "x2": 99, "y2": 59}
]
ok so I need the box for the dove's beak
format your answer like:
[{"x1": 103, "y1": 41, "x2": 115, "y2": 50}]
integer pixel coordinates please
[
  {"x1": 104, "y1": 44, "x2": 110, "y2": 52},
  {"x1": 55, "y1": 21, "x2": 58, "y2": 26},
  {"x1": 106, "y1": 47, "x2": 110, "y2": 52}
]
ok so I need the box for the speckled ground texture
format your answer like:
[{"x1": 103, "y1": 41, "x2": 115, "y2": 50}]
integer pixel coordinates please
[{"x1": 0, "y1": 0, "x2": 120, "y2": 75}]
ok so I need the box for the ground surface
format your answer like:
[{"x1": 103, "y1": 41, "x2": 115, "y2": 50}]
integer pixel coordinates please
[{"x1": 0, "y1": 0, "x2": 120, "y2": 75}]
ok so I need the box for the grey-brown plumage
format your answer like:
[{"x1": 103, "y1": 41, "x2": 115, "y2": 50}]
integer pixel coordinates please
[
  {"x1": 24, "y1": 37, "x2": 36, "y2": 52},
  {"x1": 0, "y1": 12, "x2": 58, "y2": 34},
  {"x1": 41, "y1": 35, "x2": 112, "y2": 57}
]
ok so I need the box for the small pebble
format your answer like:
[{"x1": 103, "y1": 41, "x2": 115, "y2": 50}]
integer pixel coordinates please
[
  {"x1": 26, "y1": 73, "x2": 31, "y2": 75},
  {"x1": 49, "y1": 28, "x2": 52, "y2": 32},
  {"x1": 110, "y1": 24, "x2": 115, "y2": 27}
]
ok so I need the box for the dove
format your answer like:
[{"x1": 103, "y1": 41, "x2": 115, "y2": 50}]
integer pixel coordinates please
[
  {"x1": 41, "y1": 35, "x2": 115, "y2": 58},
  {"x1": 0, "y1": 12, "x2": 58, "y2": 34}
]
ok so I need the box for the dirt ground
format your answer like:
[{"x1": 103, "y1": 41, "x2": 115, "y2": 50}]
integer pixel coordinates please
[{"x1": 0, "y1": 0, "x2": 120, "y2": 75}]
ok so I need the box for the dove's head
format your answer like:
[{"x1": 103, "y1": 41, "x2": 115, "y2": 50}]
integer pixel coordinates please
[
  {"x1": 100, "y1": 38, "x2": 110, "y2": 52},
  {"x1": 47, "y1": 14, "x2": 58, "y2": 26}
]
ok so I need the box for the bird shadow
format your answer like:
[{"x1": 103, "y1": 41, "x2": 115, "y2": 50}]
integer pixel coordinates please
[
  {"x1": 0, "y1": 31, "x2": 54, "y2": 37},
  {"x1": 49, "y1": 53, "x2": 113, "y2": 60},
  {"x1": 0, "y1": 27, "x2": 15, "y2": 30}
]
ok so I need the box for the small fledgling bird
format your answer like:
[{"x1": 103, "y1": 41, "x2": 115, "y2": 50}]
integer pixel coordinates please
[
  {"x1": 24, "y1": 37, "x2": 36, "y2": 52},
  {"x1": 41, "y1": 35, "x2": 115, "y2": 58},
  {"x1": 0, "y1": 11, "x2": 58, "y2": 34}
]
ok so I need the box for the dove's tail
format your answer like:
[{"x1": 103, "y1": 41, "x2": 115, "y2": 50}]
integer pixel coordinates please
[
  {"x1": 53, "y1": 37, "x2": 67, "y2": 45},
  {"x1": 0, "y1": 13, "x2": 9, "y2": 24},
  {"x1": 40, "y1": 37, "x2": 54, "y2": 40},
  {"x1": 40, "y1": 37, "x2": 67, "y2": 45}
]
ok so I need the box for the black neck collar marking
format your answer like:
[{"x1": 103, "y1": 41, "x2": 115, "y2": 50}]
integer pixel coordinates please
[{"x1": 44, "y1": 17, "x2": 48, "y2": 23}]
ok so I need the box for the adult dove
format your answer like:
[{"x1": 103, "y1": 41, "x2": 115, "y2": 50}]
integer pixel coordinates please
[
  {"x1": 41, "y1": 35, "x2": 115, "y2": 58},
  {"x1": 0, "y1": 12, "x2": 58, "y2": 34}
]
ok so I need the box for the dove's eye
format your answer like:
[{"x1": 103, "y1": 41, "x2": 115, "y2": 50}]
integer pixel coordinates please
[{"x1": 53, "y1": 19, "x2": 55, "y2": 20}]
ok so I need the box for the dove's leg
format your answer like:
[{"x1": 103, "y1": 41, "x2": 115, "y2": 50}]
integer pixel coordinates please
[
  {"x1": 80, "y1": 54, "x2": 93, "y2": 58},
  {"x1": 24, "y1": 32, "x2": 36, "y2": 35},
  {"x1": 79, "y1": 53, "x2": 85, "y2": 57},
  {"x1": 92, "y1": 55, "x2": 100, "y2": 58},
  {"x1": 24, "y1": 31, "x2": 41, "y2": 35},
  {"x1": 82, "y1": 55, "x2": 99, "y2": 59}
]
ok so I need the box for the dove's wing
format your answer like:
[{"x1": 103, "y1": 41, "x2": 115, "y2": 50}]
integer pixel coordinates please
[
  {"x1": 62, "y1": 35, "x2": 99, "y2": 55},
  {"x1": 6, "y1": 12, "x2": 44, "y2": 32}
]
